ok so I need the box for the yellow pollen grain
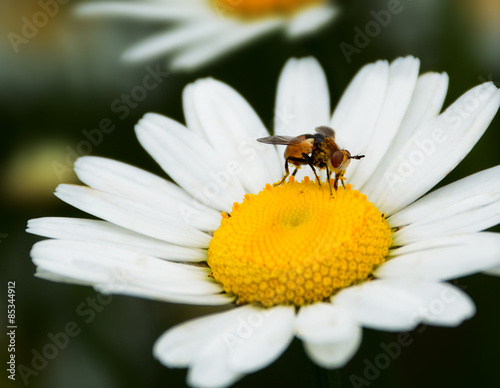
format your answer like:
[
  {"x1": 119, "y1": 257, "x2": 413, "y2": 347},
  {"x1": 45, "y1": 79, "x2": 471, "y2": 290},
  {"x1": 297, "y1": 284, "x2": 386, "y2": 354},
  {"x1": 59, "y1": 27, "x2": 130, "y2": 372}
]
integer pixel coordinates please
[
  {"x1": 211, "y1": 0, "x2": 324, "y2": 20},
  {"x1": 207, "y1": 178, "x2": 392, "y2": 307}
]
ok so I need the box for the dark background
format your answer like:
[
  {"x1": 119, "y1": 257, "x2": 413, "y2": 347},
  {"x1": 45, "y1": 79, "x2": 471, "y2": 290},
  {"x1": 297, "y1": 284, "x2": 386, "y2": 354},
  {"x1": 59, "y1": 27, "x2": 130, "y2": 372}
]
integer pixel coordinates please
[{"x1": 1, "y1": 0, "x2": 500, "y2": 387}]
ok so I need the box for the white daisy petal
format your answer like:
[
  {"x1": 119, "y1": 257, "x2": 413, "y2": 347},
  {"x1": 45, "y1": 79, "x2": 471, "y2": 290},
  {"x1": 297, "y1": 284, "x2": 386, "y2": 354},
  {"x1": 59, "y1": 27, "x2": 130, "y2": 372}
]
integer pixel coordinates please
[
  {"x1": 228, "y1": 305, "x2": 295, "y2": 374},
  {"x1": 348, "y1": 56, "x2": 420, "y2": 188},
  {"x1": 74, "y1": 156, "x2": 221, "y2": 232},
  {"x1": 302, "y1": 334, "x2": 361, "y2": 370},
  {"x1": 96, "y1": 284, "x2": 232, "y2": 306},
  {"x1": 122, "y1": 22, "x2": 231, "y2": 62},
  {"x1": 171, "y1": 19, "x2": 284, "y2": 71},
  {"x1": 484, "y1": 264, "x2": 500, "y2": 276},
  {"x1": 362, "y1": 71, "x2": 449, "y2": 197},
  {"x1": 135, "y1": 114, "x2": 246, "y2": 211},
  {"x1": 31, "y1": 240, "x2": 231, "y2": 305},
  {"x1": 389, "y1": 165, "x2": 500, "y2": 244},
  {"x1": 27, "y1": 217, "x2": 207, "y2": 262},
  {"x1": 332, "y1": 281, "x2": 425, "y2": 331},
  {"x1": 388, "y1": 72, "x2": 449, "y2": 150},
  {"x1": 35, "y1": 268, "x2": 93, "y2": 286},
  {"x1": 273, "y1": 57, "x2": 331, "y2": 181},
  {"x1": 275, "y1": 57, "x2": 330, "y2": 137},
  {"x1": 187, "y1": 337, "x2": 243, "y2": 388},
  {"x1": 54, "y1": 184, "x2": 211, "y2": 247},
  {"x1": 395, "y1": 281, "x2": 475, "y2": 326},
  {"x1": 287, "y1": 5, "x2": 338, "y2": 37},
  {"x1": 375, "y1": 82, "x2": 500, "y2": 215},
  {"x1": 75, "y1": 2, "x2": 209, "y2": 21},
  {"x1": 295, "y1": 303, "x2": 361, "y2": 368},
  {"x1": 156, "y1": 304, "x2": 294, "y2": 386},
  {"x1": 154, "y1": 306, "x2": 248, "y2": 368},
  {"x1": 331, "y1": 60, "x2": 389, "y2": 161},
  {"x1": 377, "y1": 233, "x2": 500, "y2": 281},
  {"x1": 182, "y1": 78, "x2": 282, "y2": 191}
]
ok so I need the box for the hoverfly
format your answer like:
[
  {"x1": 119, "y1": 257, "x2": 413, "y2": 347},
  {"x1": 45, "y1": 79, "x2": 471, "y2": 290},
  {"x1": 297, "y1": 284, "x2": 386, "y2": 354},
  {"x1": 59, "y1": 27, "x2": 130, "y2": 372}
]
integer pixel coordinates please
[{"x1": 257, "y1": 126, "x2": 364, "y2": 194}]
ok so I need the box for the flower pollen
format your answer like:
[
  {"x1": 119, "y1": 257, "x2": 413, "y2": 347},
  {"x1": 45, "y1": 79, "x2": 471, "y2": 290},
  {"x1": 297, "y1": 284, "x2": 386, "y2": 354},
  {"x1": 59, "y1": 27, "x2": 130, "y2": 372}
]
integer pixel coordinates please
[
  {"x1": 211, "y1": 0, "x2": 324, "y2": 20},
  {"x1": 208, "y1": 177, "x2": 392, "y2": 307}
]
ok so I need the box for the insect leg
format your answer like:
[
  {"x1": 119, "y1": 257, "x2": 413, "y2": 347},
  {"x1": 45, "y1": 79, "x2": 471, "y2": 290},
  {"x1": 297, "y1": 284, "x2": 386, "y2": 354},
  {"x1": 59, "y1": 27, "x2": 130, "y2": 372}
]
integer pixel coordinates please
[
  {"x1": 340, "y1": 176, "x2": 347, "y2": 189},
  {"x1": 333, "y1": 172, "x2": 347, "y2": 191},
  {"x1": 301, "y1": 153, "x2": 321, "y2": 186},
  {"x1": 333, "y1": 172, "x2": 339, "y2": 191},
  {"x1": 326, "y1": 167, "x2": 333, "y2": 196},
  {"x1": 277, "y1": 157, "x2": 303, "y2": 186},
  {"x1": 275, "y1": 158, "x2": 291, "y2": 186}
]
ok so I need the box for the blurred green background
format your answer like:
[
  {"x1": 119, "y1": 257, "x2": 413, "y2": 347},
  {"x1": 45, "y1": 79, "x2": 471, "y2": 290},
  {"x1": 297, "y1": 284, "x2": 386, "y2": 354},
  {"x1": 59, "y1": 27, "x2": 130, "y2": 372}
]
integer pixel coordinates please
[{"x1": 1, "y1": 0, "x2": 500, "y2": 387}]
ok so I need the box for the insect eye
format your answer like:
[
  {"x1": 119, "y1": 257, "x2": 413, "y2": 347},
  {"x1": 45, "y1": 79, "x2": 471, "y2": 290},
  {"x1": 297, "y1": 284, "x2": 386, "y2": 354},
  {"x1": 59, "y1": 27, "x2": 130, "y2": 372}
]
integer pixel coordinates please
[{"x1": 330, "y1": 151, "x2": 344, "y2": 168}]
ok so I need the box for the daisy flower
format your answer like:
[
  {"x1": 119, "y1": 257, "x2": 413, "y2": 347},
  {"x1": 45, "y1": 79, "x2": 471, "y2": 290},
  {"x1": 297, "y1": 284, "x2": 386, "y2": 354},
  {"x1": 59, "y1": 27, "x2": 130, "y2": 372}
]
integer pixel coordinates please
[
  {"x1": 28, "y1": 56, "x2": 500, "y2": 387},
  {"x1": 75, "y1": 0, "x2": 339, "y2": 70}
]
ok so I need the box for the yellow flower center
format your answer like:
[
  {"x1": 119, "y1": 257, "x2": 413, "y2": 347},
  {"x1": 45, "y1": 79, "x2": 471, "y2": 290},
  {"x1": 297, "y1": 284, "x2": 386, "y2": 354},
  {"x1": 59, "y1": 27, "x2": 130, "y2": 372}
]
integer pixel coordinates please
[
  {"x1": 210, "y1": 0, "x2": 324, "y2": 20},
  {"x1": 207, "y1": 177, "x2": 392, "y2": 307}
]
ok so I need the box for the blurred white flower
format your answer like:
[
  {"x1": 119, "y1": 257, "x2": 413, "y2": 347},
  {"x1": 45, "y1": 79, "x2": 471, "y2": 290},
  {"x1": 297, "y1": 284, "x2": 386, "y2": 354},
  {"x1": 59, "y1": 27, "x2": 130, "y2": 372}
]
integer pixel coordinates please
[{"x1": 76, "y1": 0, "x2": 339, "y2": 70}]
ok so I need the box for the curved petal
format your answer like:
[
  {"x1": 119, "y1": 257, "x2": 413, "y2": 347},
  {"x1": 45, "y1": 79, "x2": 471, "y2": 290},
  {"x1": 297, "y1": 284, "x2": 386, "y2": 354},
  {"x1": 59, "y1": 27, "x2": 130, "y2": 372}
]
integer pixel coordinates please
[
  {"x1": 398, "y1": 281, "x2": 475, "y2": 326},
  {"x1": 330, "y1": 59, "x2": 389, "y2": 180},
  {"x1": 348, "y1": 56, "x2": 420, "y2": 188},
  {"x1": 332, "y1": 280, "x2": 425, "y2": 332},
  {"x1": 122, "y1": 22, "x2": 230, "y2": 62},
  {"x1": 154, "y1": 305, "x2": 258, "y2": 387},
  {"x1": 171, "y1": 19, "x2": 284, "y2": 71},
  {"x1": 187, "y1": 338, "x2": 243, "y2": 388},
  {"x1": 135, "y1": 113, "x2": 246, "y2": 211},
  {"x1": 154, "y1": 307, "x2": 244, "y2": 368},
  {"x1": 54, "y1": 184, "x2": 211, "y2": 248},
  {"x1": 295, "y1": 303, "x2": 361, "y2": 368},
  {"x1": 74, "y1": 156, "x2": 221, "y2": 232},
  {"x1": 274, "y1": 57, "x2": 331, "y2": 181},
  {"x1": 275, "y1": 57, "x2": 330, "y2": 137},
  {"x1": 302, "y1": 335, "x2": 361, "y2": 370},
  {"x1": 182, "y1": 78, "x2": 282, "y2": 191},
  {"x1": 374, "y1": 82, "x2": 500, "y2": 215},
  {"x1": 362, "y1": 71, "x2": 449, "y2": 197},
  {"x1": 389, "y1": 165, "x2": 500, "y2": 245},
  {"x1": 75, "y1": 2, "x2": 210, "y2": 21},
  {"x1": 376, "y1": 233, "x2": 500, "y2": 281},
  {"x1": 286, "y1": 4, "x2": 338, "y2": 37},
  {"x1": 31, "y1": 240, "x2": 232, "y2": 305},
  {"x1": 227, "y1": 305, "x2": 295, "y2": 374},
  {"x1": 484, "y1": 264, "x2": 500, "y2": 276},
  {"x1": 27, "y1": 217, "x2": 207, "y2": 262},
  {"x1": 155, "y1": 304, "x2": 294, "y2": 386}
]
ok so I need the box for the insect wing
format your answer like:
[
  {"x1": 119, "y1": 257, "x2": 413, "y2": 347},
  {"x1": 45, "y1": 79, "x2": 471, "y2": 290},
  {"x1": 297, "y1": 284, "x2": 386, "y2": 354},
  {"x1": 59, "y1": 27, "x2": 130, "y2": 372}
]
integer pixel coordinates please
[
  {"x1": 315, "y1": 126, "x2": 335, "y2": 139},
  {"x1": 257, "y1": 135, "x2": 304, "y2": 146}
]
